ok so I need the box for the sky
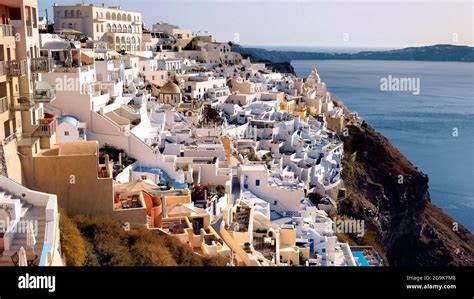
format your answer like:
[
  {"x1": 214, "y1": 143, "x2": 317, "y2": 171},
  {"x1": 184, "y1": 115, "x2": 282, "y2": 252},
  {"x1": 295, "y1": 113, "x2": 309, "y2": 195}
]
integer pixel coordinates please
[{"x1": 38, "y1": 0, "x2": 474, "y2": 49}]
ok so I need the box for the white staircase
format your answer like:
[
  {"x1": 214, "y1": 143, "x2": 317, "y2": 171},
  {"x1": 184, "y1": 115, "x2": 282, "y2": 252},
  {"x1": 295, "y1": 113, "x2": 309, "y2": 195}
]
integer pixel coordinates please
[
  {"x1": 0, "y1": 188, "x2": 45, "y2": 266},
  {"x1": 0, "y1": 190, "x2": 33, "y2": 218}
]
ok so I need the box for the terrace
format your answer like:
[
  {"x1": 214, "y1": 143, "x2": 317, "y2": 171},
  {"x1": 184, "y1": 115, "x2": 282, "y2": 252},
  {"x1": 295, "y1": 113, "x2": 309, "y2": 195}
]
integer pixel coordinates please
[
  {"x1": 113, "y1": 193, "x2": 145, "y2": 210},
  {"x1": 30, "y1": 57, "x2": 54, "y2": 73},
  {"x1": 253, "y1": 234, "x2": 276, "y2": 261},
  {"x1": 161, "y1": 217, "x2": 190, "y2": 235},
  {"x1": 350, "y1": 246, "x2": 384, "y2": 267},
  {"x1": 230, "y1": 205, "x2": 251, "y2": 232}
]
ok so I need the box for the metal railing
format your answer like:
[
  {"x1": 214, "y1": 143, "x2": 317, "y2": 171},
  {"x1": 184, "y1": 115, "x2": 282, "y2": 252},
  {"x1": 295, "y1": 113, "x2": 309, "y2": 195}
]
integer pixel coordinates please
[
  {"x1": 5, "y1": 60, "x2": 27, "y2": 76},
  {"x1": 35, "y1": 119, "x2": 55, "y2": 137},
  {"x1": 31, "y1": 57, "x2": 54, "y2": 73},
  {"x1": 9, "y1": 94, "x2": 35, "y2": 111}
]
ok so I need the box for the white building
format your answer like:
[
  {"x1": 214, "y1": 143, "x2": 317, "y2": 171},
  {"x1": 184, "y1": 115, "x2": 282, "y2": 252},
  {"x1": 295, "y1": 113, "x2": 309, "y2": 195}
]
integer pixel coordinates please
[
  {"x1": 152, "y1": 23, "x2": 193, "y2": 40},
  {"x1": 183, "y1": 74, "x2": 227, "y2": 101},
  {"x1": 53, "y1": 3, "x2": 143, "y2": 52},
  {"x1": 58, "y1": 115, "x2": 87, "y2": 143}
]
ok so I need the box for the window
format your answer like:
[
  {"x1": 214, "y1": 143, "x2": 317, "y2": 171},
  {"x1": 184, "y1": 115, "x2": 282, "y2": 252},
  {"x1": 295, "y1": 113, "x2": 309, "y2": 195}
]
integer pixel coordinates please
[
  {"x1": 3, "y1": 121, "x2": 11, "y2": 137},
  {"x1": 255, "y1": 179, "x2": 260, "y2": 186},
  {"x1": 32, "y1": 8, "x2": 37, "y2": 28},
  {"x1": 141, "y1": 175, "x2": 147, "y2": 180},
  {"x1": 64, "y1": 131, "x2": 70, "y2": 136}
]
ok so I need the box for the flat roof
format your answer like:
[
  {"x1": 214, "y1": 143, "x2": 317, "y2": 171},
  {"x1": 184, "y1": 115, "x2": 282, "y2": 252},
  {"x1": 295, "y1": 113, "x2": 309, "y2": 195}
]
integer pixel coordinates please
[
  {"x1": 58, "y1": 141, "x2": 98, "y2": 156},
  {"x1": 240, "y1": 164, "x2": 267, "y2": 172}
]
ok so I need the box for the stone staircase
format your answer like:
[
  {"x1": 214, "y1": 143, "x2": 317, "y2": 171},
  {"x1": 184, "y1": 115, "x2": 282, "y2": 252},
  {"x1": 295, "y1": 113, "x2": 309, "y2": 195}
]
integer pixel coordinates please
[{"x1": 0, "y1": 189, "x2": 45, "y2": 266}]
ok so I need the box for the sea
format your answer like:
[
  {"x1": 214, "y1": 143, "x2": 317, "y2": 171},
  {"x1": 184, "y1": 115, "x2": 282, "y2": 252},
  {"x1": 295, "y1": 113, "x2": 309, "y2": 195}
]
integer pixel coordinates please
[{"x1": 291, "y1": 59, "x2": 474, "y2": 232}]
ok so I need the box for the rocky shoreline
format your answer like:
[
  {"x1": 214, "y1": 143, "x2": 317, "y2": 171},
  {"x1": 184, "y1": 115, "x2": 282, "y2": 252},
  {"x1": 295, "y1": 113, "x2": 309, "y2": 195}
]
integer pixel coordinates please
[{"x1": 339, "y1": 120, "x2": 474, "y2": 266}]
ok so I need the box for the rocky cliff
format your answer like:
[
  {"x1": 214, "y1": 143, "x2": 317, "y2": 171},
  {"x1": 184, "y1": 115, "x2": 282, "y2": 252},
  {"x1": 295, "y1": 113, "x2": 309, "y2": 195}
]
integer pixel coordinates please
[{"x1": 338, "y1": 122, "x2": 474, "y2": 266}]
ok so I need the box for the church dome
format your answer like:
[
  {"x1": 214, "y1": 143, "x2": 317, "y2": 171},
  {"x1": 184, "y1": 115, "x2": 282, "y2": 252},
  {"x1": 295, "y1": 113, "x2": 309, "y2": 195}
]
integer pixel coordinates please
[{"x1": 160, "y1": 81, "x2": 181, "y2": 94}]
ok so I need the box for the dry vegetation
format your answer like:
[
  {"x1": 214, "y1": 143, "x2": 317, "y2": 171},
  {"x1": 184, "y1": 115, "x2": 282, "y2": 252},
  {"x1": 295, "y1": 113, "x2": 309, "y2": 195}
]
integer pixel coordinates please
[{"x1": 60, "y1": 212, "x2": 228, "y2": 266}]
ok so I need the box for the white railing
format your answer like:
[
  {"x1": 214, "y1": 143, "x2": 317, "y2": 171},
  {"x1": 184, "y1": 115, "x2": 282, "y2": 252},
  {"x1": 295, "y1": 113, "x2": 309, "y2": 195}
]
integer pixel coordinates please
[{"x1": 0, "y1": 24, "x2": 14, "y2": 37}]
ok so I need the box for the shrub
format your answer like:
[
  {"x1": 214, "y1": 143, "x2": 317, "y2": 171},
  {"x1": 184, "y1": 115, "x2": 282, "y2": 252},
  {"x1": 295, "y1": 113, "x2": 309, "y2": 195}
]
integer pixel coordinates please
[
  {"x1": 69, "y1": 215, "x2": 227, "y2": 266},
  {"x1": 128, "y1": 229, "x2": 176, "y2": 266},
  {"x1": 59, "y1": 210, "x2": 87, "y2": 266}
]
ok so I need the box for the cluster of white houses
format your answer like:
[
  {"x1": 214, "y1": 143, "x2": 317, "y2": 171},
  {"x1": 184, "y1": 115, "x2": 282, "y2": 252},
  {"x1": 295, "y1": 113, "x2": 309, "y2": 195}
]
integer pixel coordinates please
[{"x1": 0, "y1": 1, "x2": 382, "y2": 267}]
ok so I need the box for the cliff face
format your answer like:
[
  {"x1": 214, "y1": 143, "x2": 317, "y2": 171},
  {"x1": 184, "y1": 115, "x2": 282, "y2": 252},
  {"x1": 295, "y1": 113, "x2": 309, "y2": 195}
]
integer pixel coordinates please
[{"x1": 339, "y1": 123, "x2": 474, "y2": 266}]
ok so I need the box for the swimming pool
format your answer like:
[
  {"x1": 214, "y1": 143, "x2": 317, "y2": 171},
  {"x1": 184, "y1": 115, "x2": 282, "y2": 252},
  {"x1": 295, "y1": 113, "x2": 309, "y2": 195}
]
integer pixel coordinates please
[{"x1": 352, "y1": 251, "x2": 369, "y2": 267}]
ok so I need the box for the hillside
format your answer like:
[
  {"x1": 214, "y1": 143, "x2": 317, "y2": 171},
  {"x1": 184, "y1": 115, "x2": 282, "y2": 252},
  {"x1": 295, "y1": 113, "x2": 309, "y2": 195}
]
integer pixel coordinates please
[
  {"x1": 339, "y1": 122, "x2": 474, "y2": 266},
  {"x1": 233, "y1": 44, "x2": 474, "y2": 62},
  {"x1": 59, "y1": 212, "x2": 228, "y2": 266}
]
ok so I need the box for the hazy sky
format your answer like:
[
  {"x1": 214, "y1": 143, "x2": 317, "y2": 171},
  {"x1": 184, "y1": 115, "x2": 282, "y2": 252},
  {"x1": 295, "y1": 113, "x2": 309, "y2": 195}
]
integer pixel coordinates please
[{"x1": 39, "y1": 0, "x2": 473, "y2": 48}]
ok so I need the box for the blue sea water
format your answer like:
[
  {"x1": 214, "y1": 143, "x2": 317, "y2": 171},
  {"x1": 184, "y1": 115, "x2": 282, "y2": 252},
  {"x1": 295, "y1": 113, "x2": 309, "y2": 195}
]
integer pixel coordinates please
[{"x1": 291, "y1": 60, "x2": 474, "y2": 232}]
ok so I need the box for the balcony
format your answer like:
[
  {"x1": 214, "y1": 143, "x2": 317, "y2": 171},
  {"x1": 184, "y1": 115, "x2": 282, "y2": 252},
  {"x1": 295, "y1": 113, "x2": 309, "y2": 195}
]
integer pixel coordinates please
[
  {"x1": 9, "y1": 94, "x2": 36, "y2": 111},
  {"x1": 34, "y1": 82, "x2": 56, "y2": 103},
  {"x1": 34, "y1": 118, "x2": 56, "y2": 137},
  {"x1": 0, "y1": 96, "x2": 9, "y2": 113},
  {"x1": 81, "y1": 82, "x2": 104, "y2": 97},
  {"x1": 2, "y1": 133, "x2": 16, "y2": 147},
  {"x1": 0, "y1": 24, "x2": 14, "y2": 37},
  {"x1": 5, "y1": 60, "x2": 27, "y2": 76},
  {"x1": 31, "y1": 57, "x2": 54, "y2": 73}
]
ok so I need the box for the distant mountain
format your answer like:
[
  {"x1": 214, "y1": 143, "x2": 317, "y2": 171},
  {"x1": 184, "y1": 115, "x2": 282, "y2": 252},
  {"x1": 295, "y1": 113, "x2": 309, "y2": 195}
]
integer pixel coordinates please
[{"x1": 232, "y1": 44, "x2": 474, "y2": 62}]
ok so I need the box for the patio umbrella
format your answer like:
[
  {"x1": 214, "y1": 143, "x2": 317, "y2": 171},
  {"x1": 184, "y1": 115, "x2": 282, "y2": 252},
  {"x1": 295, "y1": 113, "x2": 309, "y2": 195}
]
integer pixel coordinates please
[
  {"x1": 18, "y1": 247, "x2": 28, "y2": 267},
  {"x1": 122, "y1": 179, "x2": 159, "y2": 193},
  {"x1": 167, "y1": 203, "x2": 206, "y2": 217},
  {"x1": 26, "y1": 221, "x2": 36, "y2": 254},
  {"x1": 55, "y1": 28, "x2": 83, "y2": 36}
]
